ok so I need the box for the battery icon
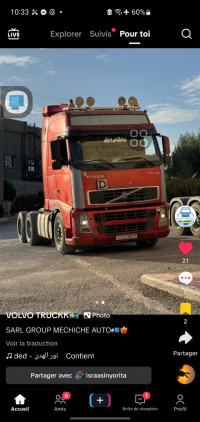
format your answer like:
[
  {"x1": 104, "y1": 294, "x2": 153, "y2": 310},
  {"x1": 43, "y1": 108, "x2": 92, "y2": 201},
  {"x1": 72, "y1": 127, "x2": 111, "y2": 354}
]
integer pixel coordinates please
[{"x1": 146, "y1": 9, "x2": 151, "y2": 15}]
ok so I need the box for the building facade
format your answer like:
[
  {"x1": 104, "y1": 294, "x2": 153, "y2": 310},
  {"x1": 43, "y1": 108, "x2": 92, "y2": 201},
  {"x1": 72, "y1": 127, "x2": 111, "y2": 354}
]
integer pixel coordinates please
[{"x1": 0, "y1": 118, "x2": 43, "y2": 202}]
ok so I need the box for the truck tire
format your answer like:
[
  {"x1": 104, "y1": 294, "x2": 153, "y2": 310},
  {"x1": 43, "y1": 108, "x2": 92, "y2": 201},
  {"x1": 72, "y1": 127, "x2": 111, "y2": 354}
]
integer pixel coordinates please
[
  {"x1": 17, "y1": 211, "x2": 27, "y2": 243},
  {"x1": 171, "y1": 202, "x2": 190, "y2": 236},
  {"x1": 54, "y1": 213, "x2": 76, "y2": 255},
  {"x1": 190, "y1": 202, "x2": 200, "y2": 237},
  {"x1": 136, "y1": 239, "x2": 158, "y2": 248},
  {"x1": 25, "y1": 212, "x2": 41, "y2": 245}
]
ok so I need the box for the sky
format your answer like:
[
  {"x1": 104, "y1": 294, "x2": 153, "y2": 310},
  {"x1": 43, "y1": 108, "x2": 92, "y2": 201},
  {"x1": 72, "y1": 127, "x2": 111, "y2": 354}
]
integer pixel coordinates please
[{"x1": 0, "y1": 48, "x2": 200, "y2": 149}]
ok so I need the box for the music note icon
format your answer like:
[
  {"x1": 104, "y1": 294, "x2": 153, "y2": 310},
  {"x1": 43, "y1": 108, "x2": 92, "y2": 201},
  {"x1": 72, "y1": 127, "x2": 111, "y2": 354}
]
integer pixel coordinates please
[{"x1": 6, "y1": 353, "x2": 12, "y2": 359}]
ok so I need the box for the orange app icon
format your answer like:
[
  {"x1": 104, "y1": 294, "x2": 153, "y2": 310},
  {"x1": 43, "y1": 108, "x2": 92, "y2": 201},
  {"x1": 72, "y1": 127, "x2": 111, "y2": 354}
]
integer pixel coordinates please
[{"x1": 120, "y1": 326, "x2": 128, "y2": 334}]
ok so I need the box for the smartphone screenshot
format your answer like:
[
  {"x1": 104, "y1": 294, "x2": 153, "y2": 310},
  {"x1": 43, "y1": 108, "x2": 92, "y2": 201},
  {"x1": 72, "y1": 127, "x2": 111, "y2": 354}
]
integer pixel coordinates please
[{"x1": 0, "y1": 5, "x2": 200, "y2": 420}]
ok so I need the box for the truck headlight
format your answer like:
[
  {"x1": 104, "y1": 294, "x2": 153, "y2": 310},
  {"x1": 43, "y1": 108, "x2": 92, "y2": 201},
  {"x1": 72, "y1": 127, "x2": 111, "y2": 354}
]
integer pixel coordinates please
[
  {"x1": 159, "y1": 208, "x2": 168, "y2": 227},
  {"x1": 79, "y1": 214, "x2": 92, "y2": 233}
]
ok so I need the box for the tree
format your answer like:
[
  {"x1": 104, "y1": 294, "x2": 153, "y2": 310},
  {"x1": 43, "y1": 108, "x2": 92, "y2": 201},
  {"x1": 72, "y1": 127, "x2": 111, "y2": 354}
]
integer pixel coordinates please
[
  {"x1": 4, "y1": 180, "x2": 17, "y2": 202},
  {"x1": 172, "y1": 130, "x2": 200, "y2": 178}
]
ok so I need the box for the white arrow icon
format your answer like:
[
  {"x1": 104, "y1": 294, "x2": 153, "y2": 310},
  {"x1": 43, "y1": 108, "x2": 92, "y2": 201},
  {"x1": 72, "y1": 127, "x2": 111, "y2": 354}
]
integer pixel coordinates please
[{"x1": 179, "y1": 331, "x2": 193, "y2": 344}]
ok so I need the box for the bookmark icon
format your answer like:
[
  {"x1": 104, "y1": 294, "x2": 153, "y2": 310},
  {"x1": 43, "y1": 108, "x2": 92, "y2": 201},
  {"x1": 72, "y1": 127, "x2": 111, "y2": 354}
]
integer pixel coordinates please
[{"x1": 180, "y1": 303, "x2": 191, "y2": 315}]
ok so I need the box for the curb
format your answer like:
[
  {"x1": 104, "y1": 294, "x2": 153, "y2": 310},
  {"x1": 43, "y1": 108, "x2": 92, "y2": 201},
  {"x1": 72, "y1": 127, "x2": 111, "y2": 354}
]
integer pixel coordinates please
[{"x1": 141, "y1": 274, "x2": 200, "y2": 302}]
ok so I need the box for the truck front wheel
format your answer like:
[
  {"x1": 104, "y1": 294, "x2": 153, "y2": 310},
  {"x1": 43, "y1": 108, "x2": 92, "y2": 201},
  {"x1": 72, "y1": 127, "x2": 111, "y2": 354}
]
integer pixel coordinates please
[
  {"x1": 136, "y1": 239, "x2": 158, "y2": 248},
  {"x1": 171, "y1": 202, "x2": 190, "y2": 236},
  {"x1": 190, "y1": 202, "x2": 200, "y2": 237},
  {"x1": 54, "y1": 213, "x2": 76, "y2": 255}
]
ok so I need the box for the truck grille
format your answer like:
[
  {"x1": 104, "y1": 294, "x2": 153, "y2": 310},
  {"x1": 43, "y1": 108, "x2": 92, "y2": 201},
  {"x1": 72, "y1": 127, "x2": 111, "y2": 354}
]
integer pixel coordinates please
[
  {"x1": 94, "y1": 209, "x2": 148, "y2": 223},
  {"x1": 97, "y1": 222, "x2": 147, "y2": 234},
  {"x1": 89, "y1": 187, "x2": 158, "y2": 205}
]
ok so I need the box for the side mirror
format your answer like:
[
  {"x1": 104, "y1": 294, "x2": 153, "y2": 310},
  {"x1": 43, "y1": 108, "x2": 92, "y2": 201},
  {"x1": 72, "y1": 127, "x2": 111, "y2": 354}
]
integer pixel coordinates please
[
  {"x1": 162, "y1": 136, "x2": 170, "y2": 155},
  {"x1": 161, "y1": 136, "x2": 171, "y2": 165},
  {"x1": 52, "y1": 160, "x2": 62, "y2": 170}
]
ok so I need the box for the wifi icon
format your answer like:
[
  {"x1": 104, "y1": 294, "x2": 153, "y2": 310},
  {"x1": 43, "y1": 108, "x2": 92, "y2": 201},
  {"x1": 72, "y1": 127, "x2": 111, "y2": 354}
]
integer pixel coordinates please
[{"x1": 115, "y1": 9, "x2": 122, "y2": 15}]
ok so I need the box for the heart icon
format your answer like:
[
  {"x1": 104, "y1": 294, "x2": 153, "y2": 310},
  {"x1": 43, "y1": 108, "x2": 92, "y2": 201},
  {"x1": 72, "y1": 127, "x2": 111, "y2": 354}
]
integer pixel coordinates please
[
  {"x1": 77, "y1": 371, "x2": 83, "y2": 375},
  {"x1": 179, "y1": 242, "x2": 193, "y2": 255}
]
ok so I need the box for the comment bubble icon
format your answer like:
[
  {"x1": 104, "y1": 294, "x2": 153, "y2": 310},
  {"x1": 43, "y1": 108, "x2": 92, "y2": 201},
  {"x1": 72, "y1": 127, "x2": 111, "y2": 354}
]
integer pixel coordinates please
[
  {"x1": 135, "y1": 394, "x2": 146, "y2": 405},
  {"x1": 178, "y1": 272, "x2": 193, "y2": 286}
]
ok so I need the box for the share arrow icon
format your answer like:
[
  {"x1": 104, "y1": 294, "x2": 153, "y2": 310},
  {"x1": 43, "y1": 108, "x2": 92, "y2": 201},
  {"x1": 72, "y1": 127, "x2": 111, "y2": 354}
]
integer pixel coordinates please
[{"x1": 179, "y1": 331, "x2": 193, "y2": 344}]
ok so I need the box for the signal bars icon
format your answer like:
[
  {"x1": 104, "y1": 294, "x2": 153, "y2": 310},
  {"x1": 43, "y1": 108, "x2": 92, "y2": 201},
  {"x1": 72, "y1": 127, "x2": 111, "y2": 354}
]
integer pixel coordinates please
[{"x1": 115, "y1": 9, "x2": 122, "y2": 15}]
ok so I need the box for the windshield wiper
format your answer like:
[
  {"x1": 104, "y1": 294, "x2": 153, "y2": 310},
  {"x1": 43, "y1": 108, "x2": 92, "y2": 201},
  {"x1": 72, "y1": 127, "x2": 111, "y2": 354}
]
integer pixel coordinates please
[
  {"x1": 116, "y1": 156, "x2": 156, "y2": 166},
  {"x1": 78, "y1": 159, "x2": 116, "y2": 168}
]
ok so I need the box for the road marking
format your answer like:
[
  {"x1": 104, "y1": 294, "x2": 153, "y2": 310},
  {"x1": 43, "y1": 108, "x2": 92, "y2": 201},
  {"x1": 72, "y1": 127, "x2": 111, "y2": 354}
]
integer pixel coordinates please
[{"x1": 73, "y1": 257, "x2": 171, "y2": 314}]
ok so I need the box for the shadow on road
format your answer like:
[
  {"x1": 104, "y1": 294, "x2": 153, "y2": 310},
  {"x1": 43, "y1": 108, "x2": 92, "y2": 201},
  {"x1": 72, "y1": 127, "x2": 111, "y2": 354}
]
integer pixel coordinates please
[
  {"x1": 1, "y1": 222, "x2": 200, "y2": 265},
  {"x1": 73, "y1": 233, "x2": 200, "y2": 265}
]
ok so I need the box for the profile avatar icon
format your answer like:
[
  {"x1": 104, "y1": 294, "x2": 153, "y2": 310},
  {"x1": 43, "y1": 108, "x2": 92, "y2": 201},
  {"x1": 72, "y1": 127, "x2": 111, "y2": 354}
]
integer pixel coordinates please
[
  {"x1": 175, "y1": 206, "x2": 196, "y2": 228},
  {"x1": 177, "y1": 365, "x2": 195, "y2": 384},
  {"x1": 74, "y1": 370, "x2": 85, "y2": 381}
]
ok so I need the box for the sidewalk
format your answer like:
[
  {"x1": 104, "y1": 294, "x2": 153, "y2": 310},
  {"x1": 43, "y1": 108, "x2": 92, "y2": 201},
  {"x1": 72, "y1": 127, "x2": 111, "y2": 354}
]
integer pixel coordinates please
[{"x1": 141, "y1": 272, "x2": 200, "y2": 302}]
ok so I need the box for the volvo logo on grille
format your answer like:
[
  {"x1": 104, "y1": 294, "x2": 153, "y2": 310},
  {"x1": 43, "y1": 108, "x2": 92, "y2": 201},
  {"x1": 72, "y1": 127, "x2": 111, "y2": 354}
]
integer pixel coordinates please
[
  {"x1": 122, "y1": 192, "x2": 129, "y2": 198},
  {"x1": 97, "y1": 179, "x2": 107, "y2": 190}
]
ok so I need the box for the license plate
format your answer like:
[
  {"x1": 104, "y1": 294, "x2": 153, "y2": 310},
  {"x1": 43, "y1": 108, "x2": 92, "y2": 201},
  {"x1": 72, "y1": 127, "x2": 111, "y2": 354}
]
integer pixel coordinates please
[{"x1": 116, "y1": 234, "x2": 138, "y2": 240}]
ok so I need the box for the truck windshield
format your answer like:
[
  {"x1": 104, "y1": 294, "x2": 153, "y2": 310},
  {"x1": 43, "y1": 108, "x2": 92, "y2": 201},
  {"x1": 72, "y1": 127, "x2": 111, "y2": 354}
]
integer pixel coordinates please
[{"x1": 69, "y1": 134, "x2": 162, "y2": 169}]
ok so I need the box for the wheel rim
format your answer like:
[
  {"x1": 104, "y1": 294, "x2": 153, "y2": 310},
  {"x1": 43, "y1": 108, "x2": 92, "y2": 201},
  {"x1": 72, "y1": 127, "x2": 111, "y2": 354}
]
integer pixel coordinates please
[
  {"x1": 197, "y1": 214, "x2": 200, "y2": 226},
  {"x1": 56, "y1": 222, "x2": 63, "y2": 245},
  {"x1": 191, "y1": 209, "x2": 200, "y2": 232}
]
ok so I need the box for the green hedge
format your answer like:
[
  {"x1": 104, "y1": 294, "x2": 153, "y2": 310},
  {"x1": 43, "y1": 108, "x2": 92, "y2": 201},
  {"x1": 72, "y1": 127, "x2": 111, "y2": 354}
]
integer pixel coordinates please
[
  {"x1": 10, "y1": 193, "x2": 44, "y2": 215},
  {"x1": 166, "y1": 179, "x2": 200, "y2": 202},
  {"x1": 4, "y1": 180, "x2": 16, "y2": 201}
]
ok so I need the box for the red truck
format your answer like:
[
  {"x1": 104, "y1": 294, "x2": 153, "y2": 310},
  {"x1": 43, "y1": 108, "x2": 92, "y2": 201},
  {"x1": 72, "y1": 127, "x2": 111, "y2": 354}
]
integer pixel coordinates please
[{"x1": 17, "y1": 96, "x2": 170, "y2": 254}]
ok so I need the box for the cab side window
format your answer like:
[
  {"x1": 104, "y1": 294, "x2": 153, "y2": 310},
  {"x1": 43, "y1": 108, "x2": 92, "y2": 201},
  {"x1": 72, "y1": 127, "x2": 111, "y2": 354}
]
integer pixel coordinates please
[{"x1": 50, "y1": 138, "x2": 68, "y2": 166}]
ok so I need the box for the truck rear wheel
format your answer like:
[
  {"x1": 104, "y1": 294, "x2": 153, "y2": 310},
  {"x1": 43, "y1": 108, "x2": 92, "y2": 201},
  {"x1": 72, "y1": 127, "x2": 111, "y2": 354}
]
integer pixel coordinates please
[
  {"x1": 190, "y1": 202, "x2": 200, "y2": 237},
  {"x1": 25, "y1": 212, "x2": 41, "y2": 245},
  {"x1": 171, "y1": 202, "x2": 190, "y2": 236},
  {"x1": 54, "y1": 213, "x2": 76, "y2": 255},
  {"x1": 17, "y1": 211, "x2": 27, "y2": 243},
  {"x1": 136, "y1": 239, "x2": 158, "y2": 248}
]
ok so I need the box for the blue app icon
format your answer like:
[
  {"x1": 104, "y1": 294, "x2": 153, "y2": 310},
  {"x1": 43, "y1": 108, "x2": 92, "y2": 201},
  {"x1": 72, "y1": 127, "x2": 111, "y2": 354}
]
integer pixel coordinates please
[
  {"x1": 9, "y1": 95, "x2": 24, "y2": 110},
  {"x1": 1, "y1": 86, "x2": 33, "y2": 118}
]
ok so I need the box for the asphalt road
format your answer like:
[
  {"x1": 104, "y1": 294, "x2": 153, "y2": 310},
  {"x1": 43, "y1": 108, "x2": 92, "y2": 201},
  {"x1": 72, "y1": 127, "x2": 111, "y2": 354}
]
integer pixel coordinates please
[{"x1": 1, "y1": 220, "x2": 200, "y2": 314}]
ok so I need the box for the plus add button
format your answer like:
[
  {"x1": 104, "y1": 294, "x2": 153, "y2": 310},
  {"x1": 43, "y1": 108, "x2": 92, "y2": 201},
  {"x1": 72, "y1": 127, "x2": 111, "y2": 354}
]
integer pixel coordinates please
[{"x1": 89, "y1": 393, "x2": 111, "y2": 408}]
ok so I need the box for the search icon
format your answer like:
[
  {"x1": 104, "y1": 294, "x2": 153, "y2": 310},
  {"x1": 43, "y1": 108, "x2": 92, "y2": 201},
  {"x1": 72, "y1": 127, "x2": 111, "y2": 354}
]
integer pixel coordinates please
[{"x1": 181, "y1": 28, "x2": 192, "y2": 39}]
